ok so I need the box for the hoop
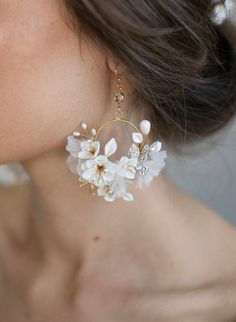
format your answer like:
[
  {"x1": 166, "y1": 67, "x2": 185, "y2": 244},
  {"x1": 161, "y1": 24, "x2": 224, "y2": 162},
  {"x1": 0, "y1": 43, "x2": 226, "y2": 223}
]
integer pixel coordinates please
[{"x1": 65, "y1": 68, "x2": 167, "y2": 202}]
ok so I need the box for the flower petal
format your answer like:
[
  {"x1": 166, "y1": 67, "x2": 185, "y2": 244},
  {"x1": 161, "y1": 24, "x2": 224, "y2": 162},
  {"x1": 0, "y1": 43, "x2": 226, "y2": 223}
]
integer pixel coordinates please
[
  {"x1": 66, "y1": 155, "x2": 78, "y2": 174},
  {"x1": 116, "y1": 157, "x2": 137, "y2": 179},
  {"x1": 136, "y1": 173, "x2": 154, "y2": 189},
  {"x1": 76, "y1": 159, "x2": 85, "y2": 176},
  {"x1": 85, "y1": 159, "x2": 96, "y2": 168},
  {"x1": 104, "y1": 192, "x2": 116, "y2": 202},
  {"x1": 77, "y1": 140, "x2": 100, "y2": 159},
  {"x1": 80, "y1": 140, "x2": 90, "y2": 149},
  {"x1": 118, "y1": 168, "x2": 136, "y2": 179},
  {"x1": 119, "y1": 156, "x2": 128, "y2": 166},
  {"x1": 81, "y1": 167, "x2": 97, "y2": 181},
  {"x1": 149, "y1": 151, "x2": 167, "y2": 175},
  {"x1": 94, "y1": 155, "x2": 108, "y2": 164},
  {"x1": 78, "y1": 150, "x2": 92, "y2": 159},
  {"x1": 104, "y1": 138, "x2": 117, "y2": 157},
  {"x1": 66, "y1": 135, "x2": 81, "y2": 157},
  {"x1": 150, "y1": 141, "x2": 162, "y2": 152},
  {"x1": 91, "y1": 141, "x2": 100, "y2": 157},
  {"x1": 123, "y1": 192, "x2": 134, "y2": 202}
]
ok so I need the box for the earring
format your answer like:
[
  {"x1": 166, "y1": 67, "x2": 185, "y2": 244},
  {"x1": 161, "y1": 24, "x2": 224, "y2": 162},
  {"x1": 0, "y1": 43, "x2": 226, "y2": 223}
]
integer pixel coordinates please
[{"x1": 65, "y1": 67, "x2": 167, "y2": 202}]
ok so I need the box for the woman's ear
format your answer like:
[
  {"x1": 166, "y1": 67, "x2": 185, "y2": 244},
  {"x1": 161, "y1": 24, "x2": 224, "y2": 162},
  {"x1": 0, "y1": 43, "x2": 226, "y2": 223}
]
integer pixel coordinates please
[{"x1": 106, "y1": 52, "x2": 124, "y2": 74}]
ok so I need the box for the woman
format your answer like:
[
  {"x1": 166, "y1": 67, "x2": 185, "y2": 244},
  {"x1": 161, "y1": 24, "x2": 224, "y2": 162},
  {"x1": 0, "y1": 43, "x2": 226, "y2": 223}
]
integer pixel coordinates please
[{"x1": 0, "y1": 0, "x2": 236, "y2": 321}]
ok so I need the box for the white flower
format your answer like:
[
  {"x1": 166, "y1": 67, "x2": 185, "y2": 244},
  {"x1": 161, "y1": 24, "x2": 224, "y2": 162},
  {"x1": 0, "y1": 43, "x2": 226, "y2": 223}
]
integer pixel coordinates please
[
  {"x1": 96, "y1": 154, "x2": 136, "y2": 202},
  {"x1": 110, "y1": 173, "x2": 134, "y2": 201},
  {"x1": 111, "y1": 175, "x2": 134, "y2": 201},
  {"x1": 115, "y1": 156, "x2": 137, "y2": 180},
  {"x1": 98, "y1": 156, "x2": 137, "y2": 202},
  {"x1": 97, "y1": 174, "x2": 134, "y2": 202},
  {"x1": 78, "y1": 140, "x2": 100, "y2": 159},
  {"x1": 77, "y1": 138, "x2": 119, "y2": 187},
  {"x1": 136, "y1": 141, "x2": 167, "y2": 189},
  {"x1": 80, "y1": 155, "x2": 118, "y2": 186},
  {"x1": 66, "y1": 135, "x2": 81, "y2": 158}
]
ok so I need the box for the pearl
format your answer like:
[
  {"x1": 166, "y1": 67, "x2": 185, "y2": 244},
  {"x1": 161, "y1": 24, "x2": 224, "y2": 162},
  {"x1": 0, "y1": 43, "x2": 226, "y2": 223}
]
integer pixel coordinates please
[
  {"x1": 81, "y1": 122, "x2": 87, "y2": 130},
  {"x1": 132, "y1": 132, "x2": 143, "y2": 144},
  {"x1": 73, "y1": 131, "x2": 80, "y2": 137},
  {"x1": 91, "y1": 128, "x2": 96, "y2": 136},
  {"x1": 139, "y1": 120, "x2": 151, "y2": 136}
]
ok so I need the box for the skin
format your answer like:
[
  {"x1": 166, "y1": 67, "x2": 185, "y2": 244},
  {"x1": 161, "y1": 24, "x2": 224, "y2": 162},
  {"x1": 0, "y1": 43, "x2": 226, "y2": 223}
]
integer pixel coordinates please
[{"x1": 0, "y1": 1, "x2": 236, "y2": 321}]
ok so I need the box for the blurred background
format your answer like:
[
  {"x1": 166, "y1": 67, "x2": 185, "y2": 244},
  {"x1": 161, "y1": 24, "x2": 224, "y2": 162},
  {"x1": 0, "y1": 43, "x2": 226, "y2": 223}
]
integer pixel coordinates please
[
  {"x1": 0, "y1": 0, "x2": 235, "y2": 226},
  {"x1": 167, "y1": 0, "x2": 236, "y2": 226}
]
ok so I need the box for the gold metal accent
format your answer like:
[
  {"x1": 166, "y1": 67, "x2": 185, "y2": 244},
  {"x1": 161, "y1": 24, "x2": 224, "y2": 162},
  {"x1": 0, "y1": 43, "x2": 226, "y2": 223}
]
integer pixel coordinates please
[
  {"x1": 90, "y1": 184, "x2": 98, "y2": 195},
  {"x1": 93, "y1": 68, "x2": 144, "y2": 147},
  {"x1": 79, "y1": 181, "x2": 88, "y2": 188},
  {"x1": 113, "y1": 68, "x2": 125, "y2": 119},
  {"x1": 75, "y1": 67, "x2": 148, "y2": 195},
  {"x1": 94, "y1": 118, "x2": 141, "y2": 140}
]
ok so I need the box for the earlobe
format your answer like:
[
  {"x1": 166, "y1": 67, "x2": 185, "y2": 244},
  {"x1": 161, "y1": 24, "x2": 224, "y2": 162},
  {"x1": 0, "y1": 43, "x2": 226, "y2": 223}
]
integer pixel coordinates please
[
  {"x1": 106, "y1": 53, "x2": 124, "y2": 75},
  {"x1": 106, "y1": 54, "x2": 135, "y2": 97}
]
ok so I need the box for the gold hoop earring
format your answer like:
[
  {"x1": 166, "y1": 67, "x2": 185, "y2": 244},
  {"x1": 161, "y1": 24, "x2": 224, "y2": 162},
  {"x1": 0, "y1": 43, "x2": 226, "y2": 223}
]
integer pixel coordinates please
[{"x1": 66, "y1": 67, "x2": 167, "y2": 202}]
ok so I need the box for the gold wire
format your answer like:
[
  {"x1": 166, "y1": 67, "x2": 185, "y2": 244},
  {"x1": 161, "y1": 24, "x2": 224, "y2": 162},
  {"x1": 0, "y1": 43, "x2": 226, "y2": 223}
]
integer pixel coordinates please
[
  {"x1": 114, "y1": 67, "x2": 123, "y2": 114},
  {"x1": 94, "y1": 117, "x2": 141, "y2": 141},
  {"x1": 79, "y1": 181, "x2": 88, "y2": 187},
  {"x1": 94, "y1": 67, "x2": 143, "y2": 142}
]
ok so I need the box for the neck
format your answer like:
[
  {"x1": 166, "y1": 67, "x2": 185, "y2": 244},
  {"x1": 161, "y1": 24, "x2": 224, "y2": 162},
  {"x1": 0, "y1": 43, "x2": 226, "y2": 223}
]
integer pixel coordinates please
[{"x1": 20, "y1": 144, "x2": 171, "y2": 263}]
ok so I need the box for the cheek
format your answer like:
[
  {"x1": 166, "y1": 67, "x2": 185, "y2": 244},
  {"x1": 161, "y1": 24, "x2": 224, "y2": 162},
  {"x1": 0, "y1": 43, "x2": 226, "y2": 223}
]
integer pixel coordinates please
[{"x1": 0, "y1": 1, "x2": 108, "y2": 164}]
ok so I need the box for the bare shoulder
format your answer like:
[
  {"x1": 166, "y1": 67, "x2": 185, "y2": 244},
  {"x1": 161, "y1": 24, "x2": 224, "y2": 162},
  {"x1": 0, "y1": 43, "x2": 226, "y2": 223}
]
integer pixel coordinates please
[
  {"x1": 146, "y1": 179, "x2": 236, "y2": 320},
  {"x1": 150, "y1": 178, "x2": 236, "y2": 282}
]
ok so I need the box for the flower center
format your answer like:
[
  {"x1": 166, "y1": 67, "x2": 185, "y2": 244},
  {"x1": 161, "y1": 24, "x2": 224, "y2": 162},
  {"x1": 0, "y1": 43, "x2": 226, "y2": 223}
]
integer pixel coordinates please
[
  {"x1": 87, "y1": 146, "x2": 96, "y2": 155},
  {"x1": 97, "y1": 164, "x2": 105, "y2": 176}
]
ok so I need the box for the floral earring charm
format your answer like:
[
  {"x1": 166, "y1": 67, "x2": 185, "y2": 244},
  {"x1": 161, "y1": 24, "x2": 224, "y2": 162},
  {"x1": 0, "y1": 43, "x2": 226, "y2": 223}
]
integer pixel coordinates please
[{"x1": 66, "y1": 68, "x2": 167, "y2": 202}]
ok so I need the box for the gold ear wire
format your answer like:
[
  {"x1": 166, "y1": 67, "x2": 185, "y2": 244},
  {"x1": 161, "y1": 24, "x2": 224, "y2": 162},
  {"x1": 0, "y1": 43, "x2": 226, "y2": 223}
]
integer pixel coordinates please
[
  {"x1": 91, "y1": 68, "x2": 141, "y2": 141},
  {"x1": 73, "y1": 67, "x2": 142, "y2": 143},
  {"x1": 113, "y1": 67, "x2": 125, "y2": 119}
]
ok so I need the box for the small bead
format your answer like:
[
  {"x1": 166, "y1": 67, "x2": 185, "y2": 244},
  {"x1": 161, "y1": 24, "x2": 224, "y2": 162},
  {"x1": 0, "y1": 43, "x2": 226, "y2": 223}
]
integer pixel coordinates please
[
  {"x1": 91, "y1": 128, "x2": 96, "y2": 136},
  {"x1": 114, "y1": 92, "x2": 124, "y2": 103},
  {"x1": 81, "y1": 122, "x2": 87, "y2": 129},
  {"x1": 73, "y1": 131, "x2": 80, "y2": 137},
  {"x1": 132, "y1": 132, "x2": 143, "y2": 144},
  {"x1": 139, "y1": 120, "x2": 151, "y2": 136}
]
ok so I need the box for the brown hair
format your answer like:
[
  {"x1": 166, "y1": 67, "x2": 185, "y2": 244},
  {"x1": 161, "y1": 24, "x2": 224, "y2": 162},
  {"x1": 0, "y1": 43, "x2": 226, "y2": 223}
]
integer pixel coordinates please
[{"x1": 63, "y1": 0, "x2": 236, "y2": 147}]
